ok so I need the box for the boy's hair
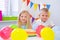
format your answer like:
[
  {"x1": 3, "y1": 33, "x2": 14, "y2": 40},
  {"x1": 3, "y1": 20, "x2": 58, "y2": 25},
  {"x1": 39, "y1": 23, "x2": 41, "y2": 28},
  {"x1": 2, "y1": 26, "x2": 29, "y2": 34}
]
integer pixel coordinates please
[{"x1": 41, "y1": 8, "x2": 48, "y2": 12}]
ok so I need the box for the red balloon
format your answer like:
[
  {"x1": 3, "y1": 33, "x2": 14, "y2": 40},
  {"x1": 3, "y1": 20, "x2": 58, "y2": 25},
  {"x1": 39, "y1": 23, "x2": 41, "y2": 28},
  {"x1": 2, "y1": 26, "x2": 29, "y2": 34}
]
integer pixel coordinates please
[
  {"x1": 0, "y1": 26, "x2": 13, "y2": 39},
  {"x1": 0, "y1": 31, "x2": 1, "y2": 36},
  {"x1": 36, "y1": 25, "x2": 44, "y2": 37}
]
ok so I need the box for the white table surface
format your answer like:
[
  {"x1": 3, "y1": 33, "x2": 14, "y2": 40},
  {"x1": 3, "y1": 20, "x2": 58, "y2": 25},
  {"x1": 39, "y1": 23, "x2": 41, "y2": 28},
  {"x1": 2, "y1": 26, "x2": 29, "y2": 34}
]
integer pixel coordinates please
[{"x1": 0, "y1": 37, "x2": 42, "y2": 40}]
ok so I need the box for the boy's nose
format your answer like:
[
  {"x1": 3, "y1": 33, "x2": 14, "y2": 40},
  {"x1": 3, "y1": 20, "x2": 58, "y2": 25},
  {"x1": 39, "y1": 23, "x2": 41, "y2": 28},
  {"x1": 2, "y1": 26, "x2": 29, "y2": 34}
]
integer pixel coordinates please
[{"x1": 44, "y1": 16, "x2": 46, "y2": 18}]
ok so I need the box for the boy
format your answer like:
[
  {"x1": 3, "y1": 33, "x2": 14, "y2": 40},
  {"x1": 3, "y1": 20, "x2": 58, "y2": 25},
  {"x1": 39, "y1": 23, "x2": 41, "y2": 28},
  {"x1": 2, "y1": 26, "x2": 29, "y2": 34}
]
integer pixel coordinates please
[{"x1": 32, "y1": 8, "x2": 55, "y2": 30}]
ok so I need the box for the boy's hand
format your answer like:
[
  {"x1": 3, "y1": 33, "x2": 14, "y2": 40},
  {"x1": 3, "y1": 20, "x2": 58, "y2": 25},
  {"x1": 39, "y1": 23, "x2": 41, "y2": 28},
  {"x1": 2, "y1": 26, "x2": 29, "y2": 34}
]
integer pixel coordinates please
[{"x1": 48, "y1": 25, "x2": 55, "y2": 28}]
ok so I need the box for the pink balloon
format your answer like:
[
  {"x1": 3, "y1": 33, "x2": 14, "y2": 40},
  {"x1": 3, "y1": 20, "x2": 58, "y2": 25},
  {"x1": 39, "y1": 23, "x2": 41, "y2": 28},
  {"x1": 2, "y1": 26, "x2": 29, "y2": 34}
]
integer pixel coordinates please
[
  {"x1": 36, "y1": 25, "x2": 44, "y2": 37},
  {"x1": 0, "y1": 31, "x2": 1, "y2": 36},
  {"x1": 1, "y1": 26, "x2": 13, "y2": 39}
]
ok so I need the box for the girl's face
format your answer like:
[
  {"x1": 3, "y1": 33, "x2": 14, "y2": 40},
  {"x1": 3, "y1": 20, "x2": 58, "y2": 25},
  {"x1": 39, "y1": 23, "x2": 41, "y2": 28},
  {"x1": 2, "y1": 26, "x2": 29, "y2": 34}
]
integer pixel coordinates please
[
  {"x1": 20, "y1": 13, "x2": 27, "y2": 23},
  {"x1": 40, "y1": 11, "x2": 49, "y2": 22}
]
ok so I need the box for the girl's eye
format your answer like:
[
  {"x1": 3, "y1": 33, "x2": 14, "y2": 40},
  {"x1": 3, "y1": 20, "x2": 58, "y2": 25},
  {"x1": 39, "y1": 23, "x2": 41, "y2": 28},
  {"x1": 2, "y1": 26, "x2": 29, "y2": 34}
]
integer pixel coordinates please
[
  {"x1": 21, "y1": 16, "x2": 23, "y2": 17},
  {"x1": 25, "y1": 16, "x2": 27, "y2": 18}
]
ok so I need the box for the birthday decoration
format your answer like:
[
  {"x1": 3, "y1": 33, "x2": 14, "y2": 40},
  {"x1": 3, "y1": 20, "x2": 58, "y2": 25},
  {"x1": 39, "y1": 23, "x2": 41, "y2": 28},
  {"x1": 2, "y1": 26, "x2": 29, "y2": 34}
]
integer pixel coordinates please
[
  {"x1": 22, "y1": 0, "x2": 51, "y2": 10},
  {"x1": 46, "y1": 4, "x2": 50, "y2": 10},
  {"x1": 11, "y1": 28, "x2": 28, "y2": 40},
  {"x1": 32, "y1": 17, "x2": 35, "y2": 23},
  {"x1": 34, "y1": 4, "x2": 38, "y2": 10},
  {"x1": 30, "y1": 2, "x2": 33, "y2": 8},
  {"x1": 22, "y1": 0, "x2": 26, "y2": 2},
  {"x1": 27, "y1": 0, "x2": 30, "y2": 6},
  {"x1": 36, "y1": 25, "x2": 44, "y2": 37},
  {"x1": 38, "y1": 4, "x2": 40, "y2": 10},
  {"x1": 43, "y1": 4, "x2": 46, "y2": 7},
  {"x1": 41, "y1": 27, "x2": 54, "y2": 40},
  {"x1": 0, "y1": 27, "x2": 13, "y2": 39}
]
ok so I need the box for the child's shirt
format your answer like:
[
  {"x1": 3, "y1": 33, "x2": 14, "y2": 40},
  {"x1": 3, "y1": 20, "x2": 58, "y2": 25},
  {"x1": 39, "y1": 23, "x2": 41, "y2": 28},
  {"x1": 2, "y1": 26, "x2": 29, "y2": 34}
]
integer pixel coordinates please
[
  {"x1": 21, "y1": 25, "x2": 27, "y2": 29},
  {"x1": 32, "y1": 19, "x2": 55, "y2": 30}
]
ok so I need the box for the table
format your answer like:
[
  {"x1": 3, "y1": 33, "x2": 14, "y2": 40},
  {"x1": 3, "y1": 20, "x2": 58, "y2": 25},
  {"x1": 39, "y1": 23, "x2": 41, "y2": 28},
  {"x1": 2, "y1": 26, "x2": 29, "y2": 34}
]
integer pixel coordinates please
[{"x1": 0, "y1": 37, "x2": 42, "y2": 40}]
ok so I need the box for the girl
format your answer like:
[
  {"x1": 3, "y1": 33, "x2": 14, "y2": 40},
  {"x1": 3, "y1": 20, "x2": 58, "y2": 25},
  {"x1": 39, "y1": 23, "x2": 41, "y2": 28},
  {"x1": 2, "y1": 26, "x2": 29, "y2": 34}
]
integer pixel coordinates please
[{"x1": 18, "y1": 10, "x2": 32, "y2": 29}]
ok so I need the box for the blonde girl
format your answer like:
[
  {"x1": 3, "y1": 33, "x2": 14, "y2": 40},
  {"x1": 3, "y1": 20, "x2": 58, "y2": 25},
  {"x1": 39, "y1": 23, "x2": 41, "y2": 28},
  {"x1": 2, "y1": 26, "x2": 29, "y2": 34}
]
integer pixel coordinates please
[{"x1": 18, "y1": 10, "x2": 32, "y2": 29}]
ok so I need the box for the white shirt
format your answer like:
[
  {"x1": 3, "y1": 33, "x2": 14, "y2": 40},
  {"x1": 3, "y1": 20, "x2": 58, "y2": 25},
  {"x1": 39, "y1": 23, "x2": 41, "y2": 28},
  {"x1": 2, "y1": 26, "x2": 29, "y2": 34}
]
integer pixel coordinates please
[{"x1": 32, "y1": 19, "x2": 55, "y2": 30}]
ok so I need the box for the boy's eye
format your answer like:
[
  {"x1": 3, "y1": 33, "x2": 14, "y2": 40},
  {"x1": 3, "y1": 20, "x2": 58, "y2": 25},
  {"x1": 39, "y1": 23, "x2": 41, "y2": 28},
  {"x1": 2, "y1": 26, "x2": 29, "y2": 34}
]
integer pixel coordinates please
[
  {"x1": 42, "y1": 15, "x2": 44, "y2": 16},
  {"x1": 46, "y1": 15, "x2": 48, "y2": 17},
  {"x1": 25, "y1": 16, "x2": 27, "y2": 18}
]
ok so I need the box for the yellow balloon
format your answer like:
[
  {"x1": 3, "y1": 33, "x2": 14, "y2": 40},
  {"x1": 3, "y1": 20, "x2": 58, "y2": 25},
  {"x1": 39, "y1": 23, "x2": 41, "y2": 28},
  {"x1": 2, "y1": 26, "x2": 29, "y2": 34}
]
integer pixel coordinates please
[
  {"x1": 11, "y1": 28, "x2": 28, "y2": 40},
  {"x1": 40, "y1": 27, "x2": 54, "y2": 40}
]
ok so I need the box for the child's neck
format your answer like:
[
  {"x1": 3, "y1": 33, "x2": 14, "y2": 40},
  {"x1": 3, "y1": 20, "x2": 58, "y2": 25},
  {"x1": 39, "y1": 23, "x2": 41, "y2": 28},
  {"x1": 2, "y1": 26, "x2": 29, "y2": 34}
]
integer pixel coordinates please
[
  {"x1": 22, "y1": 22, "x2": 26, "y2": 25},
  {"x1": 41, "y1": 20, "x2": 46, "y2": 23}
]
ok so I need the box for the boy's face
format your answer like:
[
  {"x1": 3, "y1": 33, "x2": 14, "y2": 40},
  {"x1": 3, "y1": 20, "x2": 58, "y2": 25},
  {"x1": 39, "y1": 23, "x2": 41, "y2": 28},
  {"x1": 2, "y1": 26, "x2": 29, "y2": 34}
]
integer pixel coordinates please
[
  {"x1": 40, "y1": 11, "x2": 49, "y2": 22},
  {"x1": 20, "y1": 13, "x2": 27, "y2": 23}
]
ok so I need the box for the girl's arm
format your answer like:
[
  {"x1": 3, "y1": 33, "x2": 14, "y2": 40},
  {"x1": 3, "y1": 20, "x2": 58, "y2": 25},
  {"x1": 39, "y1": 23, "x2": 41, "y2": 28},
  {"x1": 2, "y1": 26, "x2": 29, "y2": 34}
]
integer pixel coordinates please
[{"x1": 28, "y1": 24, "x2": 32, "y2": 29}]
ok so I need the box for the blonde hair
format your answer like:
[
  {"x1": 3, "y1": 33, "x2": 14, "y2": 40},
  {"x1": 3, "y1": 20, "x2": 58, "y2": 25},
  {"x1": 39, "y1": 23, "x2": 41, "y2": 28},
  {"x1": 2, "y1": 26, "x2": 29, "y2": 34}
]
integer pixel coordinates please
[
  {"x1": 18, "y1": 10, "x2": 31, "y2": 29},
  {"x1": 40, "y1": 8, "x2": 50, "y2": 17}
]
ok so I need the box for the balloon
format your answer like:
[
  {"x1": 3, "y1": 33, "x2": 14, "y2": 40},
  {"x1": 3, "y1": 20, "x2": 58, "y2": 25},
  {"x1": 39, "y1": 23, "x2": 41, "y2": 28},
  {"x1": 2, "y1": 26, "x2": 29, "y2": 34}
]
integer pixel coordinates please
[
  {"x1": 10, "y1": 24, "x2": 18, "y2": 29},
  {"x1": 36, "y1": 25, "x2": 44, "y2": 37},
  {"x1": 1, "y1": 27, "x2": 13, "y2": 39},
  {"x1": 11, "y1": 28, "x2": 28, "y2": 40},
  {"x1": 0, "y1": 31, "x2": 1, "y2": 36},
  {"x1": 41, "y1": 27, "x2": 54, "y2": 40}
]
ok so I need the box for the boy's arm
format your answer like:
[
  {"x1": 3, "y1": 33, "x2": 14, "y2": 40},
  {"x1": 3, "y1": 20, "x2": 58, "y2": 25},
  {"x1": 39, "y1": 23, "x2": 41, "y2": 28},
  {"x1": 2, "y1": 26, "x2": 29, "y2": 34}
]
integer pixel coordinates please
[
  {"x1": 48, "y1": 21, "x2": 55, "y2": 28},
  {"x1": 48, "y1": 25, "x2": 55, "y2": 28}
]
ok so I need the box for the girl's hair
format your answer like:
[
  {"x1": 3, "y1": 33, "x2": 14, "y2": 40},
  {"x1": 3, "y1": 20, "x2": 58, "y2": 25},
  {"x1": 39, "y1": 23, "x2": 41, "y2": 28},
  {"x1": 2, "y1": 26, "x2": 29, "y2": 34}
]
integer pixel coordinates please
[{"x1": 18, "y1": 10, "x2": 31, "y2": 29}]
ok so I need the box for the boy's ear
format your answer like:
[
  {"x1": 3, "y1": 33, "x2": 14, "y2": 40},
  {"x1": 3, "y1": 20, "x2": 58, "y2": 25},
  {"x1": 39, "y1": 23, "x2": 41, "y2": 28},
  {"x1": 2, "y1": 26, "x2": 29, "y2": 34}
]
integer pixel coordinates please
[
  {"x1": 38, "y1": 14, "x2": 40, "y2": 17},
  {"x1": 38, "y1": 14, "x2": 40, "y2": 18},
  {"x1": 48, "y1": 12, "x2": 50, "y2": 17}
]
